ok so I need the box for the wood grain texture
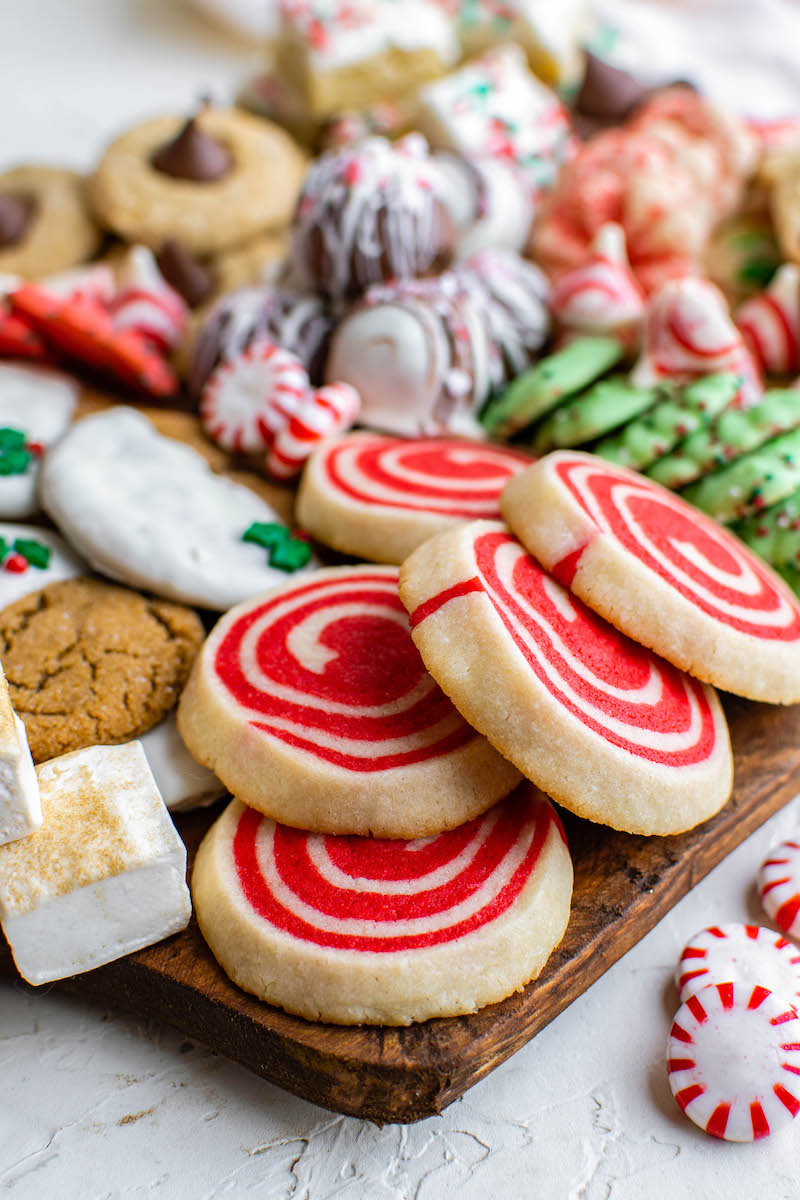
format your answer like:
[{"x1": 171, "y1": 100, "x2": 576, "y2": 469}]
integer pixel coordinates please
[{"x1": 2, "y1": 695, "x2": 799, "y2": 1125}]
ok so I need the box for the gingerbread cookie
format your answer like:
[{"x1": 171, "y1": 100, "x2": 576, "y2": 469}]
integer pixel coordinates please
[
  {"x1": 90, "y1": 108, "x2": 307, "y2": 255},
  {"x1": 0, "y1": 166, "x2": 101, "y2": 278},
  {"x1": 0, "y1": 364, "x2": 77, "y2": 519},
  {"x1": 501, "y1": 452, "x2": 800, "y2": 703},
  {"x1": 399, "y1": 521, "x2": 732, "y2": 836},
  {"x1": 178, "y1": 565, "x2": 522, "y2": 838},
  {"x1": 297, "y1": 432, "x2": 532, "y2": 563},
  {"x1": 40, "y1": 408, "x2": 317, "y2": 611},
  {"x1": 0, "y1": 578, "x2": 204, "y2": 764},
  {"x1": 192, "y1": 785, "x2": 572, "y2": 1024}
]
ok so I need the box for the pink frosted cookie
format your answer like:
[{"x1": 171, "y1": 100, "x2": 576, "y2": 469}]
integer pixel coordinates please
[
  {"x1": 297, "y1": 432, "x2": 532, "y2": 562},
  {"x1": 177, "y1": 565, "x2": 521, "y2": 838},
  {"x1": 676, "y1": 924, "x2": 800, "y2": 1007},
  {"x1": 501, "y1": 451, "x2": 800, "y2": 703},
  {"x1": 667, "y1": 983, "x2": 800, "y2": 1141},
  {"x1": 759, "y1": 837, "x2": 800, "y2": 937},
  {"x1": 737, "y1": 264, "x2": 800, "y2": 377},
  {"x1": 399, "y1": 521, "x2": 732, "y2": 835},
  {"x1": 200, "y1": 339, "x2": 309, "y2": 454},
  {"x1": 191, "y1": 784, "x2": 572, "y2": 1024},
  {"x1": 551, "y1": 223, "x2": 645, "y2": 345}
]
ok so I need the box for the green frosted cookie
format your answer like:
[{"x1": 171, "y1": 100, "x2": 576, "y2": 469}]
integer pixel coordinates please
[
  {"x1": 775, "y1": 562, "x2": 800, "y2": 598},
  {"x1": 732, "y1": 487, "x2": 800, "y2": 571},
  {"x1": 648, "y1": 389, "x2": 800, "y2": 490},
  {"x1": 594, "y1": 373, "x2": 741, "y2": 472},
  {"x1": 681, "y1": 426, "x2": 800, "y2": 523},
  {"x1": 530, "y1": 378, "x2": 659, "y2": 455},
  {"x1": 481, "y1": 336, "x2": 625, "y2": 439}
]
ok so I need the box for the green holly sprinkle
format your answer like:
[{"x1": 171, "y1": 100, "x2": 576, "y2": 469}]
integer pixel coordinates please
[
  {"x1": 242, "y1": 522, "x2": 312, "y2": 572},
  {"x1": 0, "y1": 428, "x2": 26, "y2": 453},
  {"x1": 0, "y1": 427, "x2": 33, "y2": 476},
  {"x1": 13, "y1": 538, "x2": 50, "y2": 569}
]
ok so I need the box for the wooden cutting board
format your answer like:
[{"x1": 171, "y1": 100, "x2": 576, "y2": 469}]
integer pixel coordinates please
[{"x1": 2, "y1": 694, "x2": 799, "y2": 1124}]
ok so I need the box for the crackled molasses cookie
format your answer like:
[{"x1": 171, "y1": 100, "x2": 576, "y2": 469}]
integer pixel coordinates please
[
  {"x1": 0, "y1": 166, "x2": 101, "y2": 278},
  {"x1": 0, "y1": 578, "x2": 204, "y2": 763},
  {"x1": 90, "y1": 107, "x2": 307, "y2": 255}
]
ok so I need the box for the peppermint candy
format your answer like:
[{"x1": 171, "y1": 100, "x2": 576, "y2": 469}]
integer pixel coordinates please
[
  {"x1": 266, "y1": 382, "x2": 360, "y2": 480},
  {"x1": 551, "y1": 223, "x2": 645, "y2": 344},
  {"x1": 667, "y1": 982, "x2": 800, "y2": 1140},
  {"x1": 737, "y1": 264, "x2": 800, "y2": 377},
  {"x1": 109, "y1": 246, "x2": 188, "y2": 355},
  {"x1": 760, "y1": 837, "x2": 800, "y2": 937},
  {"x1": 200, "y1": 339, "x2": 310, "y2": 454},
  {"x1": 676, "y1": 924, "x2": 800, "y2": 1006}
]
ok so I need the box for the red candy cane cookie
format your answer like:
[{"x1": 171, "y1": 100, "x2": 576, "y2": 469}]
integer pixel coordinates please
[
  {"x1": 501, "y1": 451, "x2": 800, "y2": 702},
  {"x1": 265, "y1": 381, "x2": 360, "y2": 480},
  {"x1": 667, "y1": 982, "x2": 800, "y2": 1141},
  {"x1": 200, "y1": 339, "x2": 309, "y2": 454},
  {"x1": 676, "y1": 924, "x2": 800, "y2": 1005},
  {"x1": 177, "y1": 565, "x2": 521, "y2": 838},
  {"x1": 191, "y1": 786, "x2": 573, "y2": 1024},
  {"x1": 759, "y1": 838, "x2": 800, "y2": 938},
  {"x1": 399, "y1": 521, "x2": 732, "y2": 835},
  {"x1": 296, "y1": 432, "x2": 533, "y2": 563}
]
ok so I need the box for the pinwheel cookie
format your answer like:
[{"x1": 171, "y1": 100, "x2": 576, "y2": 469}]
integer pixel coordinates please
[
  {"x1": 501, "y1": 451, "x2": 800, "y2": 703},
  {"x1": 399, "y1": 521, "x2": 732, "y2": 836},
  {"x1": 178, "y1": 565, "x2": 521, "y2": 838},
  {"x1": 192, "y1": 784, "x2": 572, "y2": 1024}
]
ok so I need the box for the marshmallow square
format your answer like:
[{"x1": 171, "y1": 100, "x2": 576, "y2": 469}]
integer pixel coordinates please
[
  {"x1": 0, "y1": 661, "x2": 41, "y2": 846},
  {"x1": 0, "y1": 742, "x2": 191, "y2": 985}
]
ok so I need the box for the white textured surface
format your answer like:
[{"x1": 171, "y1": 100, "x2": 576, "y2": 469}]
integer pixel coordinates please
[{"x1": 3, "y1": 2, "x2": 800, "y2": 1195}]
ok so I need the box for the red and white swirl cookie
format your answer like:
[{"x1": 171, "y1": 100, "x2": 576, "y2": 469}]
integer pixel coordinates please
[
  {"x1": 501, "y1": 451, "x2": 800, "y2": 703},
  {"x1": 399, "y1": 521, "x2": 732, "y2": 835},
  {"x1": 191, "y1": 784, "x2": 573, "y2": 1024},
  {"x1": 296, "y1": 432, "x2": 533, "y2": 563},
  {"x1": 177, "y1": 565, "x2": 521, "y2": 838}
]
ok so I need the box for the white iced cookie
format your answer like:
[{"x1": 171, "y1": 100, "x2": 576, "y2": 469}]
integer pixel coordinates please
[
  {"x1": 0, "y1": 522, "x2": 85, "y2": 609},
  {"x1": 0, "y1": 661, "x2": 40, "y2": 846},
  {"x1": 0, "y1": 364, "x2": 77, "y2": 519},
  {"x1": 0, "y1": 742, "x2": 191, "y2": 985},
  {"x1": 139, "y1": 713, "x2": 225, "y2": 814},
  {"x1": 40, "y1": 407, "x2": 317, "y2": 611}
]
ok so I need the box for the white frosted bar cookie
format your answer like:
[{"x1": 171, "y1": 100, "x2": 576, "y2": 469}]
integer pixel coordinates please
[
  {"x1": 0, "y1": 661, "x2": 40, "y2": 846},
  {"x1": 0, "y1": 742, "x2": 191, "y2": 984}
]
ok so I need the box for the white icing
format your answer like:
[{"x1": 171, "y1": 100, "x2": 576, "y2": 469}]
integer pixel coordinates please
[
  {"x1": 279, "y1": 0, "x2": 458, "y2": 71},
  {"x1": 138, "y1": 714, "x2": 224, "y2": 814},
  {"x1": 0, "y1": 365, "x2": 77, "y2": 520},
  {"x1": 0, "y1": 522, "x2": 85, "y2": 609}
]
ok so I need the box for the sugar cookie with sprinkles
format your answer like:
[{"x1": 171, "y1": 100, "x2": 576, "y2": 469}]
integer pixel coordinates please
[
  {"x1": 0, "y1": 523, "x2": 85, "y2": 609},
  {"x1": 501, "y1": 451, "x2": 800, "y2": 703},
  {"x1": 296, "y1": 432, "x2": 533, "y2": 564},
  {"x1": 399, "y1": 521, "x2": 732, "y2": 835},
  {"x1": 177, "y1": 565, "x2": 521, "y2": 838},
  {"x1": 191, "y1": 784, "x2": 572, "y2": 1024}
]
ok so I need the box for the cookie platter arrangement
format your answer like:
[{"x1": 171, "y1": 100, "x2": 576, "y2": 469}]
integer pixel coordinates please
[{"x1": 6, "y1": 0, "x2": 800, "y2": 1132}]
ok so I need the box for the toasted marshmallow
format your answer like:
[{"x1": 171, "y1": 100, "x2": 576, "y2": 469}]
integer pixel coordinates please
[
  {"x1": 0, "y1": 742, "x2": 191, "y2": 984},
  {"x1": 0, "y1": 661, "x2": 41, "y2": 846}
]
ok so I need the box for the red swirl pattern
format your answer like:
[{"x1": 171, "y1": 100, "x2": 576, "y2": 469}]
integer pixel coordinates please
[
  {"x1": 231, "y1": 789, "x2": 562, "y2": 951},
  {"x1": 320, "y1": 434, "x2": 531, "y2": 517},
  {"x1": 213, "y1": 568, "x2": 478, "y2": 771},
  {"x1": 552, "y1": 454, "x2": 800, "y2": 641},
  {"x1": 411, "y1": 529, "x2": 720, "y2": 766}
]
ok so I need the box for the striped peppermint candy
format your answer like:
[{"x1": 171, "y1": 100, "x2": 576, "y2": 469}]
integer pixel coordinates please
[
  {"x1": 737, "y1": 264, "x2": 800, "y2": 377},
  {"x1": 108, "y1": 246, "x2": 188, "y2": 354},
  {"x1": 266, "y1": 382, "x2": 360, "y2": 480},
  {"x1": 200, "y1": 339, "x2": 309, "y2": 455},
  {"x1": 676, "y1": 924, "x2": 800, "y2": 1006},
  {"x1": 667, "y1": 982, "x2": 800, "y2": 1140},
  {"x1": 760, "y1": 837, "x2": 800, "y2": 937}
]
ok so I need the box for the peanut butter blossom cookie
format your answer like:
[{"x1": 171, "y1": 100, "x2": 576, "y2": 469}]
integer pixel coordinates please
[
  {"x1": 296, "y1": 432, "x2": 533, "y2": 563},
  {"x1": 0, "y1": 165, "x2": 101, "y2": 278},
  {"x1": 177, "y1": 565, "x2": 521, "y2": 838},
  {"x1": 399, "y1": 521, "x2": 732, "y2": 836},
  {"x1": 90, "y1": 107, "x2": 307, "y2": 255},
  {"x1": 191, "y1": 785, "x2": 572, "y2": 1024},
  {"x1": 501, "y1": 451, "x2": 800, "y2": 703}
]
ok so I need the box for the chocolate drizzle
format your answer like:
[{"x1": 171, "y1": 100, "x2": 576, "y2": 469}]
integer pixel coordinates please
[
  {"x1": 0, "y1": 191, "x2": 37, "y2": 248},
  {"x1": 156, "y1": 240, "x2": 216, "y2": 308},
  {"x1": 151, "y1": 116, "x2": 233, "y2": 182}
]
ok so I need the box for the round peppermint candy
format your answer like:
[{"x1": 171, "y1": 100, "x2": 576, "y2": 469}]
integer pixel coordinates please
[
  {"x1": 177, "y1": 565, "x2": 521, "y2": 839},
  {"x1": 297, "y1": 431, "x2": 533, "y2": 564},
  {"x1": 760, "y1": 837, "x2": 800, "y2": 938},
  {"x1": 191, "y1": 785, "x2": 573, "y2": 1024},
  {"x1": 501, "y1": 451, "x2": 800, "y2": 703},
  {"x1": 200, "y1": 338, "x2": 309, "y2": 454},
  {"x1": 399, "y1": 520, "x2": 732, "y2": 835},
  {"x1": 676, "y1": 924, "x2": 800, "y2": 1006},
  {"x1": 667, "y1": 982, "x2": 800, "y2": 1140}
]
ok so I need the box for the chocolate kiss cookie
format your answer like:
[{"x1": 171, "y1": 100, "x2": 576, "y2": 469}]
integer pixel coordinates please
[{"x1": 0, "y1": 166, "x2": 100, "y2": 277}]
